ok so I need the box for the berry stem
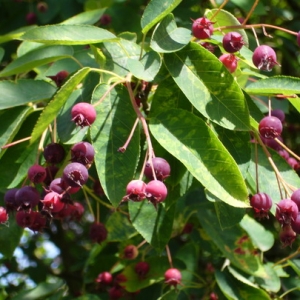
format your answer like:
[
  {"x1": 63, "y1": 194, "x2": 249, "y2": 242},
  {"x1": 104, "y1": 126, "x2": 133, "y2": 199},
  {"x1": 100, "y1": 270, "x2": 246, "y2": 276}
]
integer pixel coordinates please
[
  {"x1": 210, "y1": 0, "x2": 229, "y2": 21},
  {"x1": 118, "y1": 118, "x2": 139, "y2": 153},
  {"x1": 136, "y1": 239, "x2": 147, "y2": 249},
  {"x1": 83, "y1": 187, "x2": 95, "y2": 221},
  {"x1": 165, "y1": 244, "x2": 173, "y2": 268},
  {"x1": 1, "y1": 136, "x2": 31, "y2": 149},
  {"x1": 139, "y1": 149, "x2": 149, "y2": 181},
  {"x1": 254, "y1": 141, "x2": 260, "y2": 193},
  {"x1": 274, "y1": 246, "x2": 300, "y2": 266},
  {"x1": 274, "y1": 138, "x2": 300, "y2": 161},
  {"x1": 242, "y1": 0, "x2": 259, "y2": 25},
  {"x1": 90, "y1": 68, "x2": 125, "y2": 81}
]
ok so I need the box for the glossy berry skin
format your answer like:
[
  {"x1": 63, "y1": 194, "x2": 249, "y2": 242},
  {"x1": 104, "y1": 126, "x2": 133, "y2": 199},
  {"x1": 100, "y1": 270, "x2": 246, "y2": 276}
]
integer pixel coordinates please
[
  {"x1": 145, "y1": 180, "x2": 168, "y2": 208},
  {"x1": 71, "y1": 142, "x2": 95, "y2": 167},
  {"x1": 95, "y1": 271, "x2": 113, "y2": 285},
  {"x1": 259, "y1": 116, "x2": 283, "y2": 139},
  {"x1": 276, "y1": 199, "x2": 299, "y2": 226},
  {"x1": 122, "y1": 245, "x2": 138, "y2": 260},
  {"x1": 252, "y1": 45, "x2": 279, "y2": 72},
  {"x1": 291, "y1": 189, "x2": 300, "y2": 210},
  {"x1": 28, "y1": 164, "x2": 46, "y2": 184},
  {"x1": 122, "y1": 179, "x2": 146, "y2": 203},
  {"x1": 164, "y1": 268, "x2": 182, "y2": 287},
  {"x1": 144, "y1": 157, "x2": 171, "y2": 181},
  {"x1": 63, "y1": 162, "x2": 89, "y2": 187},
  {"x1": 222, "y1": 32, "x2": 244, "y2": 53},
  {"x1": 291, "y1": 213, "x2": 300, "y2": 234},
  {"x1": 71, "y1": 102, "x2": 97, "y2": 127},
  {"x1": 4, "y1": 188, "x2": 19, "y2": 212},
  {"x1": 219, "y1": 53, "x2": 238, "y2": 73},
  {"x1": 134, "y1": 261, "x2": 150, "y2": 278},
  {"x1": 41, "y1": 191, "x2": 64, "y2": 213},
  {"x1": 0, "y1": 207, "x2": 8, "y2": 223},
  {"x1": 271, "y1": 109, "x2": 285, "y2": 123},
  {"x1": 192, "y1": 17, "x2": 214, "y2": 39},
  {"x1": 280, "y1": 225, "x2": 296, "y2": 247},
  {"x1": 15, "y1": 186, "x2": 40, "y2": 211},
  {"x1": 89, "y1": 222, "x2": 108, "y2": 244},
  {"x1": 250, "y1": 192, "x2": 272, "y2": 219},
  {"x1": 43, "y1": 143, "x2": 65, "y2": 164}
]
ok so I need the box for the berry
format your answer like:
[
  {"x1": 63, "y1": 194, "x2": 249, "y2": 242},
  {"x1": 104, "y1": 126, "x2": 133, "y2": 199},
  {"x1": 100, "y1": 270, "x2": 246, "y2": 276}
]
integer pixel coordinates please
[
  {"x1": 259, "y1": 116, "x2": 283, "y2": 139},
  {"x1": 219, "y1": 53, "x2": 238, "y2": 73},
  {"x1": 279, "y1": 225, "x2": 296, "y2": 247},
  {"x1": 44, "y1": 165, "x2": 59, "y2": 185},
  {"x1": 222, "y1": 32, "x2": 244, "y2": 53},
  {"x1": 26, "y1": 12, "x2": 37, "y2": 25},
  {"x1": 89, "y1": 222, "x2": 108, "y2": 244},
  {"x1": 48, "y1": 70, "x2": 69, "y2": 87},
  {"x1": 71, "y1": 102, "x2": 97, "y2": 127},
  {"x1": 122, "y1": 245, "x2": 138, "y2": 260},
  {"x1": 108, "y1": 286, "x2": 123, "y2": 300},
  {"x1": 100, "y1": 14, "x2": 111, "y2": 26},
  {"x1": 291, "y1": 189, "x2": 300, "y2": 210},
  {"x1": 164, "y1": 268, "x2": 182, "y2": 287},
  {"x1": 192, "y1": 17, "x2": 214, "y2": 39},
  {"x1": 93, "y1": 180, "x2": 105, "y2": 197},
  {"x1": 27, "y1": 212, "x2": 47, "y2": 232},
  {"x1": 250, "y1": 192, "x2": 272, "y2": 219},
  {"x1": 28, "y1": 164, "x2": 46, "y2": 184},
  {"x1": 14, "y1": 186, "x2": 40, "y2": 211},
  {"x1": 276, "y1": 199, "x2": 299, "y2": 226},
  {"x1": 43, "y1": 143, "x2": 65, "y2": 164},
  {"x1": 0, "y1": 207, "x2": 8, "y2": 223},
  {"x1": 134, "y1": 261, "x2": 150, "y2": 278},
  {"x1": 287, "y1": 157, "x2": 298, "y2": 169},
  {"x1": 144, "y1": 157, "x2": 171, "y2": 181},
  {"x1": 4, "y1": 188, "x2": 19, "y2": 212},
  {"x1": 37, "y1": 2, "x2": 48, "y2": 13},
  {"x1": 16, "y1": 211, "x2": 36, "y2": 228},
  {"x1": 200, "y1": 42, "x2": 216, "y2": 53},
  {"x1": 41, "y1": 191, "x2": 65, "y2": 213},
  {"x1": 261, "y1": 135, "x2": 283, "y2": 151},
  {"x1": 62, "y1": 162, "x2": 89, "y2": 187},
  {"x1": 252, "y1": 45, "x2": 279, "y2": 72},
  {"x1": 70, "y1": 142, "x2": 95, "y2": 167},
  {"x1": 50, "y1": 177, "x2": 80, "y2": 195},
  {"x1": 291, "y1": 213, "x2": 300, "y2": 234},
  {"x1": 122, "y1": 179, "x2": 146, "y2": 203},
  {"x1": 145, "y1": 180, "x2": 168, "y2": 208},
  {"x1": 271, "y1": 109, "x2": 285, "y2": 123},
  {"x1": 95, "y1": 271, "x2": 113, "y2": 285}
]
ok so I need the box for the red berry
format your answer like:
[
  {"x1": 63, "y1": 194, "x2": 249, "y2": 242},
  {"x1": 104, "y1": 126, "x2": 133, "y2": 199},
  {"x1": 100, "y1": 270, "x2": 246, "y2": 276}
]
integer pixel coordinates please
[
  {"x1": 291, "y1": 213, "x2": 300, "y2": 234},
  {"x1": 144, "y1": 157, "x2": 171, "y2": 181},
  {"x1": 43, "y1": 143, "x2": 65, "y2": 164},
  {"x1": 26, "y1": 12, "x2": 37, "y2": 25},
  {"x1": 259, "y1": 116, "x2": 283, "y2": 139},
  {"x1": 27, "y1": 212, "x2": 47, "y2": 232},
  {"x1": 95, "y1": 271, "x2": 113, "y2": 285},
  {"x1": 276, "y1": 199, "x2": 299, "y2": 226},
  {"x1": 192, "y1": 17, "x2": 214, "y2": 39},
  {"x1": 219, "y1": 53, "x2": 238, "y2": 73},
  {"x1": 122, "y1": 245, "x2": 138, "y2": 260},
  {"x1": 100, "y1": 14, "x2": 112, "y2": 26},
  {"x1": 28, "y1": 164, "x2": 46, "y2": 183},
  {"x1": 252, "y1": 45, "x2": 279, "y2": 72},
  {"x1": 164, "y1": 268, "x2": 182, "y2": 287},
  {"x1": 222, "y1": 32, "x2": 244, "y2": 53},
  {"x1": 89, "y1": 222, "x2": 108, "y2": 244},
  {"x1": 134, "y1": 261, "x2": 150, "y2": 278},
  {"x1": 122, "y1": 179, "x2": 146, "y2": 203},
  {"x1": 48, "y1": 70, "x2": 69, "y2": 87},
  {"x1": 41, "y1": 191, "x2": 65, "y2": 213},
  {"x1": 16, "y1": 211, "x2": 36, "y2": 228},
  {"x1": 250, "y1": 193, "x2": 272, "y2": 219},
  {"x1": 280, "y1": 225, "x2": 296, "y2": 247},
  {"x1": 145, "y1": 180, "x2": 168, "y2": 208},
  {"x1": 62, "y1": 162, "x2": 89, "y2": 187},
  {"x1": 0, "y1": 207, "x2": 8, "y2": 223},
  {"x1": 200, "y1": 42, "x2": 216, "y2": 53},
  {"x1": 108, "y1": 286, "x2": 123, "y2": 300},
  {"x1": 71, "y1": 102, "x2": 97, "y2": 127}
]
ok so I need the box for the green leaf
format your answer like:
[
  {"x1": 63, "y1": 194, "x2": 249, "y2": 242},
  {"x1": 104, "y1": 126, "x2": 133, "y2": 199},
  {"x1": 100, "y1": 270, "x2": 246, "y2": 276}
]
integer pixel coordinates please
[
  {"x1": 61, "y1": 8, "x2": 106, "y2": 25},
  {"x1": 129, "y1": 201, "x2": 175, "y2": 251},
  {"x1": 0, "y1": 106, "x2": 32, "y2": 159},
  {"x1": 21, "y1": 24, "x2": 116, "y2": 45},
  {"x1": 149, "y1": 108, "x2": 249, "y2": 207},
  {"x1": 254, "y1": 263, "x2": 281, "y2": 293},
  {"x1": 164, "y1": 42, "x2": 250, "y2": 130},
  {"x1": 215, "y1": 269, "x2": 270, "y2": 300},
  {"x1": 90, "y1": 84, "x2": 140, "y2": 207},
  {"x1": 127, "y1": 50, "x2": 161, "y2": 81},
  {"x1": 206, "y1": 9, "x2": 249, "y2": 46},
  {"x1": 0, "y1": 45, "x2": 74, "y2": 77},
  {"x1": 141, "y1": 0, "x2": 182, "y2": 34},
  {"x1": 0, "y1": 79, "x2": 56, "y2": 110},
  {"x1": 240, "y1": 214, "x2": 274, "y2": 252},
  {"x1": 0, "y1": 25, "x2": 36, "y2": 45},
  {"x1": 150, "y1": 13, "x2": 191, "y2": 53},
  {"x1": 0, "y1": 217, "x2": 23, "y2": 259},
  {"x1": 0, "y1": 47, "x2": 4, "y2": 62},
  {"x1": 30, "y1": 67, "x2": 91, "y2": 143},
  {"x1": 245, "y1": 76, "x2": 300, "y2": 96}
]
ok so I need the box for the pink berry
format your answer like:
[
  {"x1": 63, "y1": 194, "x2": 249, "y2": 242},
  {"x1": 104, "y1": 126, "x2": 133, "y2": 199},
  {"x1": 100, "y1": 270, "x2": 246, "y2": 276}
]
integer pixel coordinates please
[
  {"x1": 164, "y1": 268, "x2": 182, "y2": 287},
  {"x1": 219, "y1": 53, "x2": 238, "y2": 73},
  {"x1": 276, "y1": 199, "x2": 299, "y2": 226},
  {"x1": 144, "y1": 157, "x2": 171, "y2": 181},
  {"x1": 62, "y1": 162, "x2": 89, "y2": 187},
  {"x1": 252, "y1": 45, "x2": 279, "y2": 72},
  {"x1": 259, "y1": 116, "x2": 283, "y2": 139},
  {"x1": 28, "y1": 164, "x2": 46, "y2": 183},
  {"x1": 0, "y1": 207, "x2": 8, "y2": 223},
  {"x1": 89, "y1": 222, "x2": 107, "y2": 244},
  {"x1": 95, "y1": 271, "x2": 113, "y2": 285},
  {"x1": 71, "y1": 102, "x2": 97, "y2": 127},
  {"x1": 41, "y1": 191, "x2": 65, "y2": 213},
  {"x1": 145, "y1": 180, "x2": 168, "y2": 208},
  {"x1": 291, "y1": 213, "x2": 300, "y2": 234},
  {"x1": 250, "y1": 193, "x2": 272, "y2": 219},
  {"x1": 192, "y1": 17, "x2": 214, "y2": 39},
  {"x1": 222, "y1": 32, "x2": 244, "y2": 53},
  {"x1": 122, "y1": 179, "x2": 146, "y2": 203}
]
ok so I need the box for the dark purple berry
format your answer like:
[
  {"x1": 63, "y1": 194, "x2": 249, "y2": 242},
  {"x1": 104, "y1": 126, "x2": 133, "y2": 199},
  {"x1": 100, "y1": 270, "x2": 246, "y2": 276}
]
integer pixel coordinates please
[
  {"x1": 134, "y1": 261, "x2": 150, "y2": 278},
  {"x1": 16, "y1": 211, "x2": 36, "y2": 228},
  {"x1": 219, "y1": 53, "x2": 238, "y2": 73},
  {"x1": 252, "y1": 45, "x2": 279, "y2": 72},
  {"x1": 222, "y1": 32, "x2": 244, "y2": 53},
  {"x1": 271, "y1": 109, "x2": 285, "y2": 123},
  {"x1": 108, "y1": 286, "x2": 123, "y2": 300},
  {"x1": 71, "y1": 102, "x2": 97, "y2": 127},
  {"x1": 95, "y1": 271, "x2": 113, "y2": 285},
  {"x1": 276, "y1": 198, "x2": 299, "y2": 226},
  {"x1": 26, "y1": 12, "x2": 37, "y2": 25},
  {"x1": 28, "y1": 164, "x2": 46, "y2": 183},
  {"x1": 70, "y1": 142, "x2": 95, "y2": 167},
  {"x1": 122, "y1": 179, "x2": 146, "y2": 203},
  {"x1": 200, "y1": 42, "x2": 216, "y2": 53},
  {"x1": 250, "y1": 192, "x2": 272, "y2": 219},
  {"x1": 122, "y1": 245, "x2": 138, "y2": 260},
  {"x1": 89, "y1": 222, "x2": 107, "y2": 244},
  {"x1": 145, "y1": 180, "x2": 168, "y2": 208},
  {"x1": 0, "y1": 207, "x2": 8, "y2": 223},
  {"x1": 15, "y1": 186, "x2": 40, "y2": 211},
  {"x1": 48, "y1": 70, "x2": 69, "y2": 87},
  {"x1": 280, "y1": 225, "x2": 296, "y2": 247},
  {"x1": 4, "y1": 188, "x2": 19, "y2": 212},
  {"x1": 259, "y1": 116, "x2": 283, "y2": 139},
  {"x1": 62, "y1": 162, "x2": 89, "y2": 187},
  {"x1": 192, "y1": 17, "x2": 214, "y2": 39},
  {"x1": 261, "y1": 135, "x2": 283, "y2": 151},
  {"x1": 44, "y1": 165, "x2": 59, "y2": 185},
  {"x1": 100, "y1": 14, "x2": 111, "y2": 26},
  {"x1": 164, "y1": 268, "x2": 182, "y2": 287},
  {"x1": 43, "y1": 143, "x2": 65, "y2": 164},
  {"x1": 27, "y1": 212, "x2": 47, "y2": 232},
  {"x1": 144, "y1": 157, "x2": 171, "y2": 181}
]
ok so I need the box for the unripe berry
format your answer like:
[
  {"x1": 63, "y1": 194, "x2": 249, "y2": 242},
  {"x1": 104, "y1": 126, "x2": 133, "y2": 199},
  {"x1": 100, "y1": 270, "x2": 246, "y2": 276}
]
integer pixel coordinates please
[
  {"x1": 252, "y1": 45, "x2": 279, "y2": 72},
  {"x1": 259, "y1": 116, "x2": 283, "y2": 139},
  {"x1": 164, "y1": 268, "x2": 182, "y2": 287},
  {"x1": 71, "y1": 102, "x2": 97, "y2": 127},
  {"x1": 219, "y1": 53, "x2": 238, "y2": 73},
  {"x1": 144, "y1": 157, "x2": 171, "y2": 181},
  {"x1": 250, "y1": 193, "x2": 272, "y2": 219},
  {"x1": 222, "y1": 32, "x2": 244, "y2": 53},
  {"x1": 192, "y1": 17, "x2": 214, "y2": 39}
]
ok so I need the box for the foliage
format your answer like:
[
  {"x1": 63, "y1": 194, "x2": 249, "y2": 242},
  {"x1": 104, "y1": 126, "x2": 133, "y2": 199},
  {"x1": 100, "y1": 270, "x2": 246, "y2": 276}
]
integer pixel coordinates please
[{"x1": 1, "y1": 0, "x2": 300, "y2": 299}]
